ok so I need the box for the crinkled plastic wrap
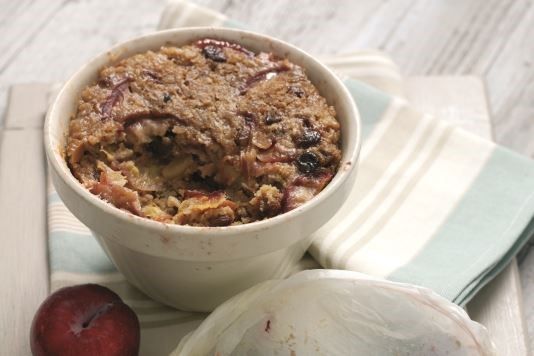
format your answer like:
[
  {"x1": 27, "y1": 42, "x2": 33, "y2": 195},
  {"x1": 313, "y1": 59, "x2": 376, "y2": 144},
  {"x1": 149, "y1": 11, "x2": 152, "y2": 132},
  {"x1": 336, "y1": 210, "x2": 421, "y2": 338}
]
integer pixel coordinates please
[{"x1": 172, "y1": 270, "x2": 496, "y2": 355}]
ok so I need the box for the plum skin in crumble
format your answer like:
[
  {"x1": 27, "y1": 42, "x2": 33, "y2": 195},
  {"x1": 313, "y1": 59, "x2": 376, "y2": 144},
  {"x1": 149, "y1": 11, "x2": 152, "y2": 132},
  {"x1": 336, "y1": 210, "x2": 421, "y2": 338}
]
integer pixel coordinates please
[{"x1": 66, "y1": 39, "x2": 341, "y2": 227}]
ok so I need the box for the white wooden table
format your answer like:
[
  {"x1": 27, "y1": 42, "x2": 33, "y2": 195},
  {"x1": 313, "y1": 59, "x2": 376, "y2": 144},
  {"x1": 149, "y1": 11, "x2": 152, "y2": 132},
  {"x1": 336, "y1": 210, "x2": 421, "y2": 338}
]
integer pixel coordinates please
[{"x1": 0, "y1": 1, "x2": 533, "y2": 354}]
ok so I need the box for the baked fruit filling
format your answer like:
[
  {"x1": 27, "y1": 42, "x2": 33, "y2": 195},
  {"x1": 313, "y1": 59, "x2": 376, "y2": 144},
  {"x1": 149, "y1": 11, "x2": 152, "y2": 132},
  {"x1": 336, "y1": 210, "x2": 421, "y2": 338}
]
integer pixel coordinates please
[{"x1": 67, "y1": 39, "x2": 341, "y2": 226}]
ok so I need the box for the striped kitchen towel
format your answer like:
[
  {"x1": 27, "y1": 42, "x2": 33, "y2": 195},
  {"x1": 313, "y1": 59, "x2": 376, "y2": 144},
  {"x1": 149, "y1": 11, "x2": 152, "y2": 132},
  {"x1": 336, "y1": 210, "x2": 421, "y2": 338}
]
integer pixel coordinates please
[{"x1": 46, "y1": 0, "x2": 534, "y2": 353}]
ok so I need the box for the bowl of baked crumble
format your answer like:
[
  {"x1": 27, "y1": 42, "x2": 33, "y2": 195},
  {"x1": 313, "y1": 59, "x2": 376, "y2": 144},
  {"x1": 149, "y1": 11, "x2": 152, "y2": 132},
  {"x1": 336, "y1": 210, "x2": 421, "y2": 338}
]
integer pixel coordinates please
[{"x1": 44, "y1": 27, "x2": 360, "y2": 311}]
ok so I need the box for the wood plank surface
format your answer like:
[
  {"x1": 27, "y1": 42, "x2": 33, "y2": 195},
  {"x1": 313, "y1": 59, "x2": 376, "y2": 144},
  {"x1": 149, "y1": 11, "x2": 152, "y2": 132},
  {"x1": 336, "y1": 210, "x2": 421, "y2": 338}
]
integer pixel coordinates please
[
  {"x1": 468, "y1": 261, "x2": 530, "y2": 356},
  {"x1": 522, "y1": 251, "x2": 534, "y2": 355},
  {"x1": 0, "y1": 85, "x2": 50, "y2": 356},
  {"x1": 0, "y1": 0, "x2": 532, "y2": 352}
]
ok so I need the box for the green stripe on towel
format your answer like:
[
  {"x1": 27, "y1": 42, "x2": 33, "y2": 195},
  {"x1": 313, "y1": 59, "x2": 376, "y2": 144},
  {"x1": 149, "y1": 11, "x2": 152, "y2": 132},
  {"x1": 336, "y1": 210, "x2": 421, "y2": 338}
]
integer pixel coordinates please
[
  {"x1": 50, "y1": 231, "x2": 116, "y2": 273},
  {"x1": 343, "y1": 79, "x2": 391, "y2": 139},
  {"x1": 389, "y1": 147, "x2": 534, "y2": 304}
]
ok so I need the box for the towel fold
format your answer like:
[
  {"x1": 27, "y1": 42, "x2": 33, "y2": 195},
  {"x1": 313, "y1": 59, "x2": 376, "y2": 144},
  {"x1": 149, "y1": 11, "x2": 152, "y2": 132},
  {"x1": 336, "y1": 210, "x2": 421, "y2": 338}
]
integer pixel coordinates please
[{"x1": 46, "y1": 0, "x2": 534, "y2": 353}]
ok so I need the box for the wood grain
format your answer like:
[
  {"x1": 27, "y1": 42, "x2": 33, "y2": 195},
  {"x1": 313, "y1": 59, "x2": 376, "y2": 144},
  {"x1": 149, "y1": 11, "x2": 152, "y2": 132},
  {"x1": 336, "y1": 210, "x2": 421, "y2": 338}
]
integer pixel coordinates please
[
  {"x1": 0, "y1": 86, "x2": 49, "y2": 355},
  {"x1": 0, "y1": 0, "x2": 532, "y2": 352},
  {"x1": 522, "y1": 250, "x2": 534, "y2": 354},
  {"x1": 468, "y1": 261, "x2": 530, "y2": 356},
  {"x1": 405, "y1": 76, "x2": 493, "y2": 139}
]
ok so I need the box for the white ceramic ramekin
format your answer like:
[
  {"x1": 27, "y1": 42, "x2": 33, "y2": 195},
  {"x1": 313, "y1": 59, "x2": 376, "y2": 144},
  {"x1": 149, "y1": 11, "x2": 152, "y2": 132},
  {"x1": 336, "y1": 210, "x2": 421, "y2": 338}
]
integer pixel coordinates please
[{"x1": 44, "y1": 28, "x2": 361, "y2": 312}]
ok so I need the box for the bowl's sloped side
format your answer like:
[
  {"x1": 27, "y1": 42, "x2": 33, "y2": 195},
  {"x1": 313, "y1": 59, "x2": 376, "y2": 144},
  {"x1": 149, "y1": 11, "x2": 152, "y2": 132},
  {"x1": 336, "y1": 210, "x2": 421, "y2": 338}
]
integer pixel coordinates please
[{"x1": 94, "y1": 231, "x2": 312, "y2": 311}]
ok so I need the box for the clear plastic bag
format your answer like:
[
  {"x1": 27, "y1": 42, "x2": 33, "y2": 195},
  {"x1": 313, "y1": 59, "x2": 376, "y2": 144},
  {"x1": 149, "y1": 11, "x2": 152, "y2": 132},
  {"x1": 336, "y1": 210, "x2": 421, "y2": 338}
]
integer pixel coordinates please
[{"x1": 173, "y1": 270, "x2": 496, "y2": 355}]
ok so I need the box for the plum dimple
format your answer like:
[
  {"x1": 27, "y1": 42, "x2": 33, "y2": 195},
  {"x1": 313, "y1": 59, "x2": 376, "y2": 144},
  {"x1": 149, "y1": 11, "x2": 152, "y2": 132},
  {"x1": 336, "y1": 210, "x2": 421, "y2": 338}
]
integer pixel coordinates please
[
  {"x1": 67, "y1": 38, "x2": 341, "y2": 226},
  {"x1": 74, "y1": 302, "x2": 114, "y2": 333}
]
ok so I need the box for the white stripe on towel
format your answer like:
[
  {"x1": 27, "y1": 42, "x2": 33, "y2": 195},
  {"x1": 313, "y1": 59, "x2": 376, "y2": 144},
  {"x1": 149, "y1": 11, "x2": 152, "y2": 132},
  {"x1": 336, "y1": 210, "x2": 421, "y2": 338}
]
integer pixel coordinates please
[
  {"x1": 313, "y1": 107, "x2": 432, "y2": 265},
  {"x1": 344, "y1": 127, "x2": 495, "y2": 276}
]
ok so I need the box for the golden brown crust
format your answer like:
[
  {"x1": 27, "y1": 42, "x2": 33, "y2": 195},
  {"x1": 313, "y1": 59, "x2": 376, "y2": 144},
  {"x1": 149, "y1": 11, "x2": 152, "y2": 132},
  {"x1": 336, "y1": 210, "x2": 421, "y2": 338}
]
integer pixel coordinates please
[{"x1": 67, "y1": 39, "x2": 341, "y2": 226}]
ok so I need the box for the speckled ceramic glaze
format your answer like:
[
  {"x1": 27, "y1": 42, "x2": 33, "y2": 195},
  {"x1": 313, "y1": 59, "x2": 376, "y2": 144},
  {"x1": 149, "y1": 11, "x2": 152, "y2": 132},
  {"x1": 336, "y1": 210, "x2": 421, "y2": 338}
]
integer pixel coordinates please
[{"x1": 44, "y1": 27, "x2": 360, "y2": 312}]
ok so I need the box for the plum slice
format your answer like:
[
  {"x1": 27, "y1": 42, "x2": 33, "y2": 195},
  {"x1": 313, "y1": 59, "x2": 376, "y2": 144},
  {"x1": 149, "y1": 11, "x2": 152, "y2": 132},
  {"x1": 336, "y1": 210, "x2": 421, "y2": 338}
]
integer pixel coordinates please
[
  {"x1": 101, "y1": 78, "x2": 131, "y2": 118},
  {"x1": 195, "y1": 38, "x2": 255, "y2": 57}
]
